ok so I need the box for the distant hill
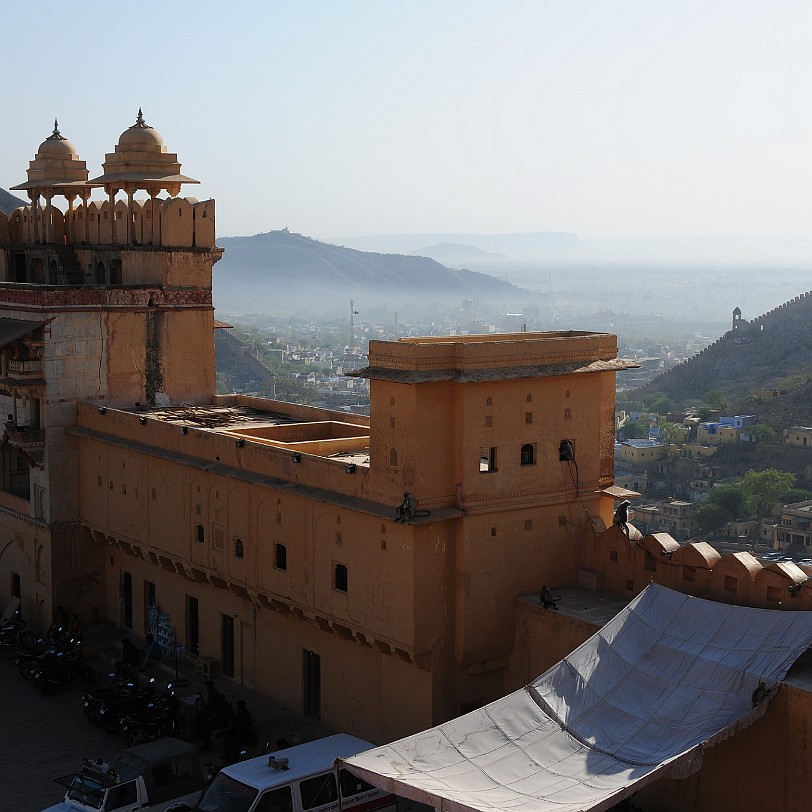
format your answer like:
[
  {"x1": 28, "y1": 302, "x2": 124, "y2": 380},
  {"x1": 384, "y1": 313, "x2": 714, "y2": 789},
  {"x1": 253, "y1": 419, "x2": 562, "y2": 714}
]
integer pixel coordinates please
[
  {"x1": 213, "y1": 229, "x2": 520, "y2": 315},
  {"x1": 0, "y1": 188, "x2": 26, "y2": 215},
  {"x1": 631, "y1": 292, "x2": 812, "y2": 426},
  {"x1": 215, "y1": 327, "x2": 276, "y2": 392},
  {"x1": 410, "y1": 242, "x2": 510, "y2": 266},
  {"x1": 332, "y1": 231, "x2": 584, "y2": 261}
]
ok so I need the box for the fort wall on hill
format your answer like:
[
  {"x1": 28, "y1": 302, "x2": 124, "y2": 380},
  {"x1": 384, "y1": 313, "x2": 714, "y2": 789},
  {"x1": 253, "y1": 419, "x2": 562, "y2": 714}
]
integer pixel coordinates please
[{"x1": 633, "y1": 290, "x2": 812, "y2": 401}]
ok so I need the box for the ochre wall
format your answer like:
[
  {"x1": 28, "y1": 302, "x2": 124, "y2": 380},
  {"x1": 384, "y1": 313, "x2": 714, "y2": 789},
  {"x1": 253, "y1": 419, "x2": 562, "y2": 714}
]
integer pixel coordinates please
[
  {"x1": 105, "y1": 307, "x2": 215, "y2": 406},
  {"x1": 508, "y1": 599, "x2": 596, "y2": 688},
  {"x1": 102, "y1": 540, "x2": 435, "y2": 745},
  {"x1": 579, "y1": 522, "x2": 812, "y2": 610},
  {"x1": 634, "y1": 681, "x2": 812, "y2": 812}
]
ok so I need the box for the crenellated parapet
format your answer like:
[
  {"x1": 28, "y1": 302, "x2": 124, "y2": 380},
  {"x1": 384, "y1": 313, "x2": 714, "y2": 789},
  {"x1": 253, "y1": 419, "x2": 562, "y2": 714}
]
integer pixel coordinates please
[
  {"x1": 579, "y1": 523, "x2": 812, "y2": 610},
  {"x1": 0, "y1": 197, "x2": 215, "y2": 251}
]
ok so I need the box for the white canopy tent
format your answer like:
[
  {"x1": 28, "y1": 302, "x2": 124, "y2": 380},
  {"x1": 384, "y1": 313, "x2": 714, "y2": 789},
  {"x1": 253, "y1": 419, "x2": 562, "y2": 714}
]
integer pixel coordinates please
[{"x1": 343, "y1": 584, "x2": 812, "y2": 812}]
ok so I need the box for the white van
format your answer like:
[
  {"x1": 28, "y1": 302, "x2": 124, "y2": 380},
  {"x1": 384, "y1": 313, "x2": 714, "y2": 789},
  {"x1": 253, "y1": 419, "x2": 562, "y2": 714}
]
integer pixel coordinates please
[
  {"x1": 167, "y1": 734, "x2": 397, "y2": 812},
  {"x1": 43, "y1": 738, "x2": 206, "y2": 812}
]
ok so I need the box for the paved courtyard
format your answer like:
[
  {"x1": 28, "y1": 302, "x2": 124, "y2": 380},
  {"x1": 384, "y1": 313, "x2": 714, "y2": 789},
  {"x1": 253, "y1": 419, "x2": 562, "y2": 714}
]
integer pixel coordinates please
[{"x1": 0, "y1": 626, "x2": 331, "y2": 812}]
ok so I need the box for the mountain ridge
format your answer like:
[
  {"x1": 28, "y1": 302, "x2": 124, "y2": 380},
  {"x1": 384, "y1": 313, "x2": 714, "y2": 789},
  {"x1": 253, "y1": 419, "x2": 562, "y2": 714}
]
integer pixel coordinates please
[
  {"x1": 0, "y1": 188, "x2": 26, "y2": 215},
  {"x1": 213, "y1": 229, "x2": 520, "y2": 314}
]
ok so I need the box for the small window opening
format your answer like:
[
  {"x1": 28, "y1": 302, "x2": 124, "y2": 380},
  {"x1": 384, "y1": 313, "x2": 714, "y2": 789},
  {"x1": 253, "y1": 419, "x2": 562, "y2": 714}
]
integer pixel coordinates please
[
  {"x1": 480, "y1": 446, "x2": 497, "y2": 472},
  {"x1": 334, "y1": 563, "x2": 348, "y2": 592},
  {"x1": 274, "y1": 543, "x2": 287, "y2": 571}
]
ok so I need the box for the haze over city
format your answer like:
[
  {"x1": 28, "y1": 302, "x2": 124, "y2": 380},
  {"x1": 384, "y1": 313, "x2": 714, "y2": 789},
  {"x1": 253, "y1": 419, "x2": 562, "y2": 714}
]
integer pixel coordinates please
[{"x1": 3, "y1": 0, "x2": 812, "y2": 264}]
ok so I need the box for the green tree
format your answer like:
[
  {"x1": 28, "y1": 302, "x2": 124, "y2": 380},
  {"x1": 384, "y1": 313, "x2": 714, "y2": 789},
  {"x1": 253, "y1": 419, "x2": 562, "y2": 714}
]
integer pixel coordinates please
[
  {"x1": 707, "y1": 389, "x2": 728, "y2": 410},
  {"x1": 654, "y1": 418, "x2": 687, "y2": 447},
  {"x1": 259, "y1": 374, "x2": 320, "y2": 405},
  {"x1": 739, "y1": 469, "x2": 796, "y2": 518},
  {"x1": 781, "y1": 487, "x2": 812, "y2": 505},
  {"x1": 617, "y1": 419, "x2": 650, "y2": 440},
  {"x1": 706, "y1": 485, "x2": 746, "y2": 520},
  {"x1": 643, "y1": 392, "x2": 672, "y2": 414},
  {"x1": 694, "y1": 503, "x2": 730, "y2": 536},
  {"x1": 742, "y1": 423, "x2": 778, "y2": 444}
]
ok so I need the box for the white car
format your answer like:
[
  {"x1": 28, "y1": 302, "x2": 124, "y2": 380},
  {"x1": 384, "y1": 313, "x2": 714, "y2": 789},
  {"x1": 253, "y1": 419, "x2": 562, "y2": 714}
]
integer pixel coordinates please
[{"x1": 43, "y1": 738, "x2": 206, "y2": 812}]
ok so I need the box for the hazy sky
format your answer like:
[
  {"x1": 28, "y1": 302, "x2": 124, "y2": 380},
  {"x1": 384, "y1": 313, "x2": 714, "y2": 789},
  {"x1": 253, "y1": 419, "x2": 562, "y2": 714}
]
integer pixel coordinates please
[{"x1": 3, "y1": 1, "x2": 811, "y2": 241}]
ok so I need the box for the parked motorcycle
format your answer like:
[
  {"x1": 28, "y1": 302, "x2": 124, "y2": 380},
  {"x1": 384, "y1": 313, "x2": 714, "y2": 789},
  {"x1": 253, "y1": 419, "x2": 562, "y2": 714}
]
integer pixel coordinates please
[
  {"x1": 83, "y1": 677, "x2": 155, "y2": 725},
  {"x1": 120, "y1": 695, "x2": 190, "y2": 747},
  {"x1": 0, "y1": 613, "x2": 37, "y2": 650},
  {"x1": 18, "y1": 637, "x2": 82, "y2": 681},
  {"x1": 32, "y1": 650, "x2": 96, "y2": 695},
  {"x1": 100, "y1": 684, "x2": 176, "y2": 735}
]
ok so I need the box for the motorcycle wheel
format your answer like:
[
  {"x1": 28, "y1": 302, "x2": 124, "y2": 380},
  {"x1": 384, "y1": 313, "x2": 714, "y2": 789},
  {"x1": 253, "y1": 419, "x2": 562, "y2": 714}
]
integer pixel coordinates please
[
  {"x1": 18, "y1": 630, "x2": 38, "y2": 650},
  {"x1": 19, "y1": 660, "x2": 38, "y2": 681}
]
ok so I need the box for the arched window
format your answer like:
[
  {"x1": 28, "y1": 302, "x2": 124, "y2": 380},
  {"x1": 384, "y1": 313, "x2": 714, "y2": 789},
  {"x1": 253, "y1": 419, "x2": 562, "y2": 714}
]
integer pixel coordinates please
[
  {"x1": 334, "y1": 563, "x2": 348, "y2": 592},
  {"x1": 520, "y1": 443, "x2": 536, "y2": 466},
  {"x1": 274, "y1": 543, "x2": 287, "y2": 571},
  {"x1": 234, "y1": 538, "x2": 244, "y2": 559},
  {"x1": 389, "y1": 448, "x2": 398, "y2": 467}
]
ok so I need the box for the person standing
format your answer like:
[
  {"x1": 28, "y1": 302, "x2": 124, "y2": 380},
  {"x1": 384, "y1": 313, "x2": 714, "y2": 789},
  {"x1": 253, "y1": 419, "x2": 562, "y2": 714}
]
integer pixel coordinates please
[{"x1": 140, "y1": 633, "x2": 161, "y2": 670}]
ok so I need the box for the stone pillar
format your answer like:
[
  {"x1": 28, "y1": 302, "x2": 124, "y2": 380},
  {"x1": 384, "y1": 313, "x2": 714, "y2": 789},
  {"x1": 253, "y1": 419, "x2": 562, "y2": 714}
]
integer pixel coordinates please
[
  {"x1": 108, "y1": 188, "x2": 117, "y2": 245},
  {"x1": 29, "y1": 191, "x2": 40, "y2": 244},
  {"x1": 150, "y1": 191, "x2": 160, "y2": 247},
  {"x1": 65, "y1": 194, "x2": 76, "y2": 244},
  {"x1": 44, "y1": 190, "x2": 53, "y2": 245},
  {"x1": 126, "y1": 186, "x2": 135, "y2": 244},
  {"x1": 81, "y1": 190, "x2": 90, "y2": 244}
]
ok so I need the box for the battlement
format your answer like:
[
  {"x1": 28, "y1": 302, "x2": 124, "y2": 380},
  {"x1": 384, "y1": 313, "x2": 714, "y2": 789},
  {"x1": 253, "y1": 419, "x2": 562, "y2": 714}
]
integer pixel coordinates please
[
  {"x1": 580, "y1": 523, "x2": 812, "y2": 609},
  {"x1": 0, "y1": 196, "x2": 215, "y2": 251}
]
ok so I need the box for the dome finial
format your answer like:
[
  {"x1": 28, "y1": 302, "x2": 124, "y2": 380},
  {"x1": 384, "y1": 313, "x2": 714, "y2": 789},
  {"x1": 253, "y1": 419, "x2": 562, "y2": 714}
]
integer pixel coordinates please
[
  {"x1": 48, "y1": 118, "x2": 67, "y2": 141},
  {"x1": 133, "y1": 108, "x2": 153, "y2": 130}
]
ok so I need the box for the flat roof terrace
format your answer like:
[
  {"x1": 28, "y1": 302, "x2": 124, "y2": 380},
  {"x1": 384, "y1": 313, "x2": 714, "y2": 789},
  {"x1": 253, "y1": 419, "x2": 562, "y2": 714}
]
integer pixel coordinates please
[{"x1": 109, "y1": 398, "x2": 372, "y2": 467}]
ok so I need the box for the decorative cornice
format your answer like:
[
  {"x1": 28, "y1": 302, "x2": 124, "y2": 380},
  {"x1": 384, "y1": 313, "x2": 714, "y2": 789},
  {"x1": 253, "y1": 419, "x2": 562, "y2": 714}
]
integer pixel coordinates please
[{"x1": 0, "y1": 286, "x2": 212, "y2": 309}]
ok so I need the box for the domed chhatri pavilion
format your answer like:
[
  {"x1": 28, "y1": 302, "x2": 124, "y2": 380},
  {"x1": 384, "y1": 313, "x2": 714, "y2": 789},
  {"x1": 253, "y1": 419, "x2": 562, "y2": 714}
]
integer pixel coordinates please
[
  {"x1": 6, "y1": 111, "x2": 211, "y2": 258},
  {"x1": 9, "y1": 119, "x2": 95, "y2": 245}
]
